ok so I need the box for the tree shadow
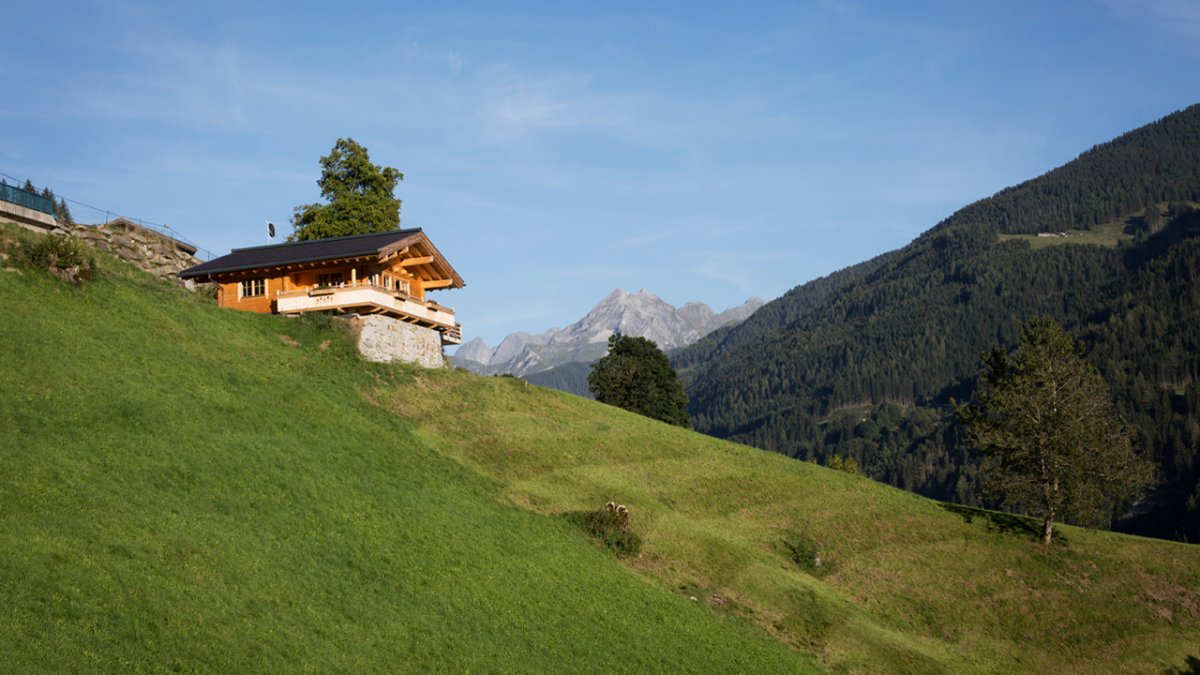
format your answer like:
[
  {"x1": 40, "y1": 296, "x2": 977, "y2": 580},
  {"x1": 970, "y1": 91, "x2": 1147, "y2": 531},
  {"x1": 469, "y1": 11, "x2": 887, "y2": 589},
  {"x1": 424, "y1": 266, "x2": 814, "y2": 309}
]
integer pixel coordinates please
[
  {"x1": 1164, "y1": 655, "x2": 1200, "y2": 674},
  {"x1": 938, "y1": 502, "x2": 1069, "y2": 545}
]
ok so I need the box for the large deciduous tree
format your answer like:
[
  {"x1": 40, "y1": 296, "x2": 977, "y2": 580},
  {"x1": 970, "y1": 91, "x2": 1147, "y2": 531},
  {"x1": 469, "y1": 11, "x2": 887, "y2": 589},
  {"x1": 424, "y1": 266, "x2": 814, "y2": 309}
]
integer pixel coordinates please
[
  {"x1": 290, "y1": 138, "x2": 403, "y2": 241},
  {"x1": 957, "y1": 318, "x2": 1152, "y2": 545},
  {"x1": 588, "y1": 334, "x2": 690, "y2": 428}
]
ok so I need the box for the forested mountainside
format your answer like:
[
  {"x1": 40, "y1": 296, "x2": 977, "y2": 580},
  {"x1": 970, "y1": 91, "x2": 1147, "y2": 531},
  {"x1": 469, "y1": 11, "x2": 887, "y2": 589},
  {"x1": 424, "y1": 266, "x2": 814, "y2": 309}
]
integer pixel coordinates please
[
  {"x1": 676, "y1": 105, "x2": 1200, "y2": 542},
  {"x1": 523, "y1": 361, "x2": 594, "y2": 398},
  {"x1": 949, "y1": 105, "x2": 1200, "y2": 234}
]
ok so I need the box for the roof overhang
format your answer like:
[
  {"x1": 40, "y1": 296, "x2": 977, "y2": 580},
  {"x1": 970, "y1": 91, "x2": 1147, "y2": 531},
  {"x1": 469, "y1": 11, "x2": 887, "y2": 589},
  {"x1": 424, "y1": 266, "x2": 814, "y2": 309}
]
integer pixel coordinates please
[{"x1": 180, "y1": 228, "x2": 464, "y2": 289}]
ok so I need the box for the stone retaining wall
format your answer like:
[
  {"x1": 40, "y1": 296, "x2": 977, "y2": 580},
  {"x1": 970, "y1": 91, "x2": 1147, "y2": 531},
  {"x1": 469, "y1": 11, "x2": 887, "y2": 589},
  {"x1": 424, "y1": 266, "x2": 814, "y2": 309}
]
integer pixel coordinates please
[
  {"x1": 72, "y1": 222, "x2": 200, "y2": 287},
  {"x1": 344, "y1": 314, "x2": 446, "y2": 368}
]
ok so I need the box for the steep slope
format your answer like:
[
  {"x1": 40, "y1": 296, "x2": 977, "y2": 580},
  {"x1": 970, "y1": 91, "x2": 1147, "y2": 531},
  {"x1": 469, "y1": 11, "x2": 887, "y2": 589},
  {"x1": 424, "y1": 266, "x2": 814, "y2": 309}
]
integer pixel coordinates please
[
  {"x1": 454, "y1": 289, "x2": 763, "y2": 381},
  {"x1": 0, "y1": 227, "x2": 810, "y2": 673},
  {"x1": 3, "y1": 225, "x2": 1199, "y2": 673},
  {"x1": 395, "y1": 359, "x2": 1200, "y2": 673},
  {"x1": 677, "y1": 104, "x2": 1200, "y2": 541}
]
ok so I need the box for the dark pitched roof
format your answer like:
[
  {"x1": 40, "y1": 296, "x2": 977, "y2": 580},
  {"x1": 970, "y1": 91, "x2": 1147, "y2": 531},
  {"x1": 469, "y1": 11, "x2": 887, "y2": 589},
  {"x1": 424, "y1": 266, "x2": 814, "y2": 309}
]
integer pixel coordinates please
[{"x1": 180, "y1": 229, "x2": 424, "y2": 280}]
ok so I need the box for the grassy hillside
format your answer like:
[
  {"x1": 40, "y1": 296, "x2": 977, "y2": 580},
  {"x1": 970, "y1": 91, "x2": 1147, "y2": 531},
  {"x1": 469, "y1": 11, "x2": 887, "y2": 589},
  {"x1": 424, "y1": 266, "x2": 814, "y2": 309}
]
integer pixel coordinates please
[
  {"x1": 2, "y1": 226, "x2": 1199, "y2": 672},
  {"x1": 0, "y1": 225, "x2": 810, "y2": 673},
  {"x1": 393, "y1": 372, "x2": 1200, "y2": 672},
  {"x1": 997, "y1": 220, "x2": 1132, "y2": 249}
]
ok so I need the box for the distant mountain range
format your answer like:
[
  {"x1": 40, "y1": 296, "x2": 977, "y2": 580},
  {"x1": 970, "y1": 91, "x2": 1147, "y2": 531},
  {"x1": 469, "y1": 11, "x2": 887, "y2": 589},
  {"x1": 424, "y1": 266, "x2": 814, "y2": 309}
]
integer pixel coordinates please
[{"x1": 452, "y1": 289, "x2": 763, "y2": 394}]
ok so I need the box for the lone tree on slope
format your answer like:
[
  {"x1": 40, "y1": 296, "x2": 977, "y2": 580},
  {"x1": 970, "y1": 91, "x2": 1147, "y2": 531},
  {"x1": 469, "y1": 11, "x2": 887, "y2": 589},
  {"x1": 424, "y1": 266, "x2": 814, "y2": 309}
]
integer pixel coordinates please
[
  {"x1": 290, "y1": 138, "x2": 403, "y2": 241},
  {"x1": 957, "y1": 317, "x2": 1152, "y2": 546},
  {"x1": 588, "y1": 334, "x2": 690, "y2": 428}
]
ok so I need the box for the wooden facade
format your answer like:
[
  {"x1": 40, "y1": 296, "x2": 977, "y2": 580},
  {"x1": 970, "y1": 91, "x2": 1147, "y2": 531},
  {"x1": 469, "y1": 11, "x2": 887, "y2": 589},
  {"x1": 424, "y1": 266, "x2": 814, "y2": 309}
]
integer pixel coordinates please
[{"x1": 181, "y1": 229, "x2": 465, "y2": 344}]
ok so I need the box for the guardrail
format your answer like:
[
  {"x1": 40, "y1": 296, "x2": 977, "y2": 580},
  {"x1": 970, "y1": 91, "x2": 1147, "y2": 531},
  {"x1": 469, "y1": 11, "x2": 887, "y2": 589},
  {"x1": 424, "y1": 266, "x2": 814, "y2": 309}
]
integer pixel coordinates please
[{"x1": 0, "y1": 184, "x2": 55, "y2": 216}]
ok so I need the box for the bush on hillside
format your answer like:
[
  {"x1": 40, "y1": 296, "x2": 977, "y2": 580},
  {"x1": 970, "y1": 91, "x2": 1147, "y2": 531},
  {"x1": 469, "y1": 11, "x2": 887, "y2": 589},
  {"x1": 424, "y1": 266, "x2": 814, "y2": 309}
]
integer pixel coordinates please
[
  {"x1": 565, "y1": 502, "x2": 642, "y2": 557},
  {"x1": 827, "y1": 455, "x2": 862, "y2": 475},
  {"x1": 9, "y1": 234, "x2": 96, "y2": 286},
  {"x1": 777, "y1": 530, "x2": 831, "y2": 576}
]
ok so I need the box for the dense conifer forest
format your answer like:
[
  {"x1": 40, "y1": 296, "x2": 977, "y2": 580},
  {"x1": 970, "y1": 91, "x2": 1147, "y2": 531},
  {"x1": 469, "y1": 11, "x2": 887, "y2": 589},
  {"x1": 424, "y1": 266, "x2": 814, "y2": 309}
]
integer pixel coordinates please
[{"x1": 676, "y1": 105, "x2": 1200, "y2": 542}]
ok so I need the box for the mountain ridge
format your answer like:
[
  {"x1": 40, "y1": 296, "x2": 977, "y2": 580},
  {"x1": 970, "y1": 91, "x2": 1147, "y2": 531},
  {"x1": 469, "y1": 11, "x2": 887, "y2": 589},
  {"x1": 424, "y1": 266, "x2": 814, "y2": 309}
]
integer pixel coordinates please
[{"x1": 453, "y1": 288, "x2": 763, "y2": 380}]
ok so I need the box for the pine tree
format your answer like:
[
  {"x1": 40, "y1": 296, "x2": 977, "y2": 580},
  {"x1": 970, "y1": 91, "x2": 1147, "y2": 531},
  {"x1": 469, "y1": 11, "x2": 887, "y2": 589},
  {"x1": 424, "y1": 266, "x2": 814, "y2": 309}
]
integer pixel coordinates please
[{"x1": 56, "y1": 198, "x2": 74, "y2": 227}]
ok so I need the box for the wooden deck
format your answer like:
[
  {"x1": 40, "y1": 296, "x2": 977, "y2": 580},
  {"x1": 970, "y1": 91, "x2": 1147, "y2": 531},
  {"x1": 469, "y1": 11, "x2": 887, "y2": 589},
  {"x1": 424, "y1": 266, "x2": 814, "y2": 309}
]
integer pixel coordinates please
[{"x1": 275, "y1": 283, "x2": 463, "y2": 344}]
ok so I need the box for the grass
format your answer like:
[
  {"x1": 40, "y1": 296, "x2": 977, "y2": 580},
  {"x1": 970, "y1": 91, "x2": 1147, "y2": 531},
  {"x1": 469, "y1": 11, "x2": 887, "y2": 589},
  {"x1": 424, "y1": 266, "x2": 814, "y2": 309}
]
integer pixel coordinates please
[
  {"x1": 3, "y1": 223, "x2": 1199, "y2": 672},
  {"x1": 997, "y1": 202, "x2": 1200, "y2": 251},
  {"x1": 387, "y1": 347, "x2": 1200, "y2": 671},
  {"x1": 0, "y1": 225, "x2": 812, "y2": 673},
  {"x1": 998, "y1": 220, "x2": 1132, "y2": 250}
]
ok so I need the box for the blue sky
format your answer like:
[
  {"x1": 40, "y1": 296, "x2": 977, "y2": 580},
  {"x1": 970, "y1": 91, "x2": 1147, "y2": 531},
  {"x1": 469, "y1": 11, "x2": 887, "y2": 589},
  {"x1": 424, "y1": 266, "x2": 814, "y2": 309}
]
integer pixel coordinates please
[{"x1": 4, "y1": 1, "x2": 1198, "y2": 347}]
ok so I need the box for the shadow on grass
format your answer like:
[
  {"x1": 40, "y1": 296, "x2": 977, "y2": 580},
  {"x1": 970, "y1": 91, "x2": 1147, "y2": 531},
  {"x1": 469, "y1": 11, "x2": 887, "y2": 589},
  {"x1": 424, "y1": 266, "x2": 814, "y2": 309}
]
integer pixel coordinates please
[
  {"x1": 1164, "y1": 655, "x2": 1200, "y2": 675},
  {"x1": 938, "y1": 503, "x2": 1070, "y2": 546}
]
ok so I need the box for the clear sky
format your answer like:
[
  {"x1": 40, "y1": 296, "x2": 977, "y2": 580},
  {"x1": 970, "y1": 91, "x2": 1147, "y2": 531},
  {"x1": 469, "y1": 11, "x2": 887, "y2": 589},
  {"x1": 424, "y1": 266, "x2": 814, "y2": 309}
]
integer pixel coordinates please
[{"x1": 4, "y1": 1, "x2": 1198, "y2": 347}]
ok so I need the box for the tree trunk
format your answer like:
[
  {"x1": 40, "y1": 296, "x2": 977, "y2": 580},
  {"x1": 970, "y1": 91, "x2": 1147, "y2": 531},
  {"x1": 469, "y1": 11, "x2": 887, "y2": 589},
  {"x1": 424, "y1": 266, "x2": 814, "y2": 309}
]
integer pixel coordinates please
[{"x1": 1042, "y1": 510, "x2": 1054, "y2": 546}]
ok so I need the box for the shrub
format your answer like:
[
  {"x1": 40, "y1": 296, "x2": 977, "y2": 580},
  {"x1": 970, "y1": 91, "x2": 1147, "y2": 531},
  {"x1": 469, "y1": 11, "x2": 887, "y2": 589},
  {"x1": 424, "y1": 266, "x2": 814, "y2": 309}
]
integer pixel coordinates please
[
  {"x1": 777, "y1": 530, "x2": 829, "y2": 575},
  {"x1": 11, "y1": 234, "x2": 96, "y2": 286},
  {"x1": 565, "y1": 502, "x2": 642, "y2": 557},
  {"x1": 827, "y1": 455, "x2": 862, "y2": 475}
]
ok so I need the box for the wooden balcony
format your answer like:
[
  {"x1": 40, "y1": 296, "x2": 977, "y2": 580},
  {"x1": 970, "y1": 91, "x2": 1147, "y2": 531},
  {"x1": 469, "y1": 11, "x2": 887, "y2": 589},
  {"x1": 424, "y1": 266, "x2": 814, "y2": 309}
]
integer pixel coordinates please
[{"x1": 275, "y1": 283, "x2": 462, "y2": 344}]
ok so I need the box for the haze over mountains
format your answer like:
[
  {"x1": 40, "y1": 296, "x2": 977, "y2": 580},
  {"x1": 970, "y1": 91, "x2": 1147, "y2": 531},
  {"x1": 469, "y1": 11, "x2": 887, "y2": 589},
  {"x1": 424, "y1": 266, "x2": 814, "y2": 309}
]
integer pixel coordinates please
[{"x1": 452, "y1": 288, "x2": 763, "y2": 381}]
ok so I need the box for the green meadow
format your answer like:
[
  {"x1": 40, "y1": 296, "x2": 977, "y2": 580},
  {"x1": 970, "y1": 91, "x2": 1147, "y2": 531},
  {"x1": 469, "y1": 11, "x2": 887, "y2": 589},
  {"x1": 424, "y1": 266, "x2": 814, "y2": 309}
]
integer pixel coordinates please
[
  {"x1": 1, "y1": 224, "x2": 1198, "y2": 672},
  {"x1": 997, "y1": 220, "x2": 1132, "y2": 250}
]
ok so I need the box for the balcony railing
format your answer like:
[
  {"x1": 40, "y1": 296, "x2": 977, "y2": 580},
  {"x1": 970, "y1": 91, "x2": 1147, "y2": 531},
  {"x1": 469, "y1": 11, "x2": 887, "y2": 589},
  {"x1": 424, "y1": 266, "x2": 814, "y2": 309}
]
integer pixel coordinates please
[{"x1": 274, "y1": 282, "x2": 461, "y2": 343}]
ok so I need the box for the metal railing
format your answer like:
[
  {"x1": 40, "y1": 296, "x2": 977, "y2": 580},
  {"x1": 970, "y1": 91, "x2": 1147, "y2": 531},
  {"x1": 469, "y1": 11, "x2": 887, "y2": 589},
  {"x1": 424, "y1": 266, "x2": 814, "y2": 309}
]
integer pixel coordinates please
[{"x1": 0, "y1": 184, "x2": 56, "y2": 216}]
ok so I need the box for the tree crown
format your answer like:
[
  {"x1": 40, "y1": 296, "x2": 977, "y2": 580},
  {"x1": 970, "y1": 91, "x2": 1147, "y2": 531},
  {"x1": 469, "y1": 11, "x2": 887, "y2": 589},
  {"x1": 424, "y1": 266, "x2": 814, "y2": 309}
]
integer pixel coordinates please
[
  {"x1": 588, "y1": 334, "x2": 690, "y2": 428},
  {"x1": 290, "y1": 138, "x2": 404, "y2": 241},
  {"x1": 958, "y1": 318, "x2": 1151, "y2": 543}
]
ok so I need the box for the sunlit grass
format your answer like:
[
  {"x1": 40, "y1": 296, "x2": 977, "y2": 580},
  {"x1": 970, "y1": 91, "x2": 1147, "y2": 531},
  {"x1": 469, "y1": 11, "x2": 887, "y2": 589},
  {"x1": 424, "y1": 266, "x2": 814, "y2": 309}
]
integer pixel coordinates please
[
  {"x1": 0, "y1": 226, "x2": 812, "y2": 673},
  {"x1": 3, "y1": 224, "x2": 1198, "y2": 673},
  {"x1": 390, "y1": 360, "x2": 1200, "y2": 673},
  {"x1": 998, "y1": 220, "x2": 1132, "y2": 249}
]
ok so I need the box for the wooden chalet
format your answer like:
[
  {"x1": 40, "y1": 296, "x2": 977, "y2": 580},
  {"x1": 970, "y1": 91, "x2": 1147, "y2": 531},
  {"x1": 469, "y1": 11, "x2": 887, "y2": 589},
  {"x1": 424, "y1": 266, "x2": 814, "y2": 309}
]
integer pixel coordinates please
[{"x1": 180, "y1": 229, "x2": 464, "y2": 344}]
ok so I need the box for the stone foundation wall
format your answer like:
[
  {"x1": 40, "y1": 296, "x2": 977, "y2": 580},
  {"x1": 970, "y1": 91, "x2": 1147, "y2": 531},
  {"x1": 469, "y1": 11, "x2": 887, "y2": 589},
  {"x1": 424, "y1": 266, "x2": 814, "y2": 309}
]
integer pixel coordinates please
[{"x1": 345, "y1": 314, "x2": 445, "y2": 368}]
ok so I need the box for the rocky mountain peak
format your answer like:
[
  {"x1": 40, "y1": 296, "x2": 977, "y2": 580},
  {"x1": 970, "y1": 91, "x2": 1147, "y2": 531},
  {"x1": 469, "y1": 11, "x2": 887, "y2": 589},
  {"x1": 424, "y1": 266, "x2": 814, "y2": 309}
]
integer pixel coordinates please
[{"x1": 451, "y1": 289, "x2": 765, "y2": 377}]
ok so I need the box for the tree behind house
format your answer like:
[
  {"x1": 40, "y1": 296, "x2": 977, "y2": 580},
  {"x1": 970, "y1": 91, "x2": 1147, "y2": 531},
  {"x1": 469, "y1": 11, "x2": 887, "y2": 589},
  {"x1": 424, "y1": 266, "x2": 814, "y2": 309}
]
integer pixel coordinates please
[{"x1": 290, "y1": 138, "x2": 403, "y2": 241}]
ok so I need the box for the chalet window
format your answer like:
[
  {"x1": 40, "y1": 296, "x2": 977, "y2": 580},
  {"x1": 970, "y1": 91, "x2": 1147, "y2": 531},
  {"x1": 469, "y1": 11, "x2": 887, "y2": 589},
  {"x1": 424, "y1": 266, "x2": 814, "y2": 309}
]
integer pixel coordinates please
[
  {"x1": 240, "y1": 278, "x2": 266, "y2": 298},
  {"x1": 316, "y1": 272, "x2": 344, "y2": 288}
]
